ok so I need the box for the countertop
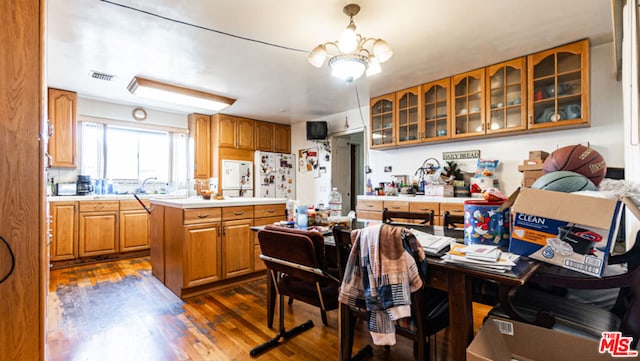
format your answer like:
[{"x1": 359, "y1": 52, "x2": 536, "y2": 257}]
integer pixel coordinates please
[
  {"x1": 357, "y1": 195, "x2": 476, "y2": 203},
  {"x1": 47, "y1": 194, "x2": 180, "y2": 202},
  {"x1": 149, "y1": 197, "x2": 287, "y2": 209},
  {"x1": 48, "y1": 194, "x2": 287, "y2": 208}
]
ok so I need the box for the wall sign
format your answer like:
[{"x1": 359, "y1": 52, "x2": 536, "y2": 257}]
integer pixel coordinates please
[{"x1": 442, "y1": 150, "x2": 480, "y2": 160}]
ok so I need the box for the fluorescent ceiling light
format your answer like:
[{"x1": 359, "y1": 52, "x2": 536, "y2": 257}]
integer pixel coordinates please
[{"x1": 127, "y1": 76, "x2": 236, "y2": 112}]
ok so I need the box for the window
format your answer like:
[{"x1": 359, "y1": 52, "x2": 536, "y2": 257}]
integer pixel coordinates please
[{"x1": 80, "y1": 122, "x2": 186, "y2": 184}]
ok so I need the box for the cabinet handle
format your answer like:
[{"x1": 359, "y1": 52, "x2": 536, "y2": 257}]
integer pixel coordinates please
[
  {"x1": 197, "y1": 214, "x2": 209, "y2": 218},
  {"x1": 366, "y1": 204, "x2": 373, "y2": 208},
  {"x1": 528, "y1": 114, "x2": 533, "y2": 125},
  {"x1": 94, "y1": 205, "x2": 104, "y2": 209},
  {"x1": 47, "y1": 120, "x2": 54, "y2": 137},
  {"x1": 391, "y1": 206, "x2": 401, "y2": 209},
  {"x1": 233, "y1": 211, "x2": 244, "y2": 216},
  {"x1": 223, "y1": 226, "x2": 226, "y2": 237},
  {"x1": 218, "y1": 227, "x2": 221, "y2": 238},
  {"x1": 266, "y1": 209, "x2": 275, "y2": 213}
]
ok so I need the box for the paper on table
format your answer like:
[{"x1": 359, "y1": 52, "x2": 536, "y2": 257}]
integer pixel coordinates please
[{"x1": 410, "y1": 229, "x2": 454, "y2": 255}]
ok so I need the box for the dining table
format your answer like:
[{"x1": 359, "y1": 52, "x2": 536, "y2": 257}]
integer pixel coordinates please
[{"x1": 336, "y1": 222, "x2": 540, "y2": 361}]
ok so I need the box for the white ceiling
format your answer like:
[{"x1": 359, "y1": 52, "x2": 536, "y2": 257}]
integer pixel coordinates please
[{"x1": 47, "y1": 0, "x2": 614, "y2": 124}]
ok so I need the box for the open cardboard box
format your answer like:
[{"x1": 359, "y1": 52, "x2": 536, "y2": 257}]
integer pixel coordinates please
[
  {"x1": 508, "y1": 188, "x2": 623, "y2": 277},
  {"x1": 467, "y1": 316, "x2": 619, "y2": 360}
]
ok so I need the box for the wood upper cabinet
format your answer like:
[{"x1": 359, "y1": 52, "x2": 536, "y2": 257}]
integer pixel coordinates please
[
  {"x1": 50, "y1": 202, "x2": 78, "y2": 261},
  {"x1": 78, "y1": 201, "x2": 119, "y2": 257},
  {"x1": 451, "y1": 69, "x2": 485, "y2": 139},
  {"x1": 421, "y1": 78, "x2": 451, "y2": 141},
  {"x1": 214, "y1": 114, "x2": 255, "y2": 150},
  {"x1": 486, "y1": 57, "x2": 527, "y2": 134},
  {"x1": 273, "y1": 124, "x2": 291, "y2": 153},
  {"x1": 188, "y1": 113, "x2": 211, "y2": 179},
  {"x1": 255, "y1": 120, "x2": 274, "y2": 151},
  {"x1": 255, "y1": 121, "x2": 291, "y2": 153},
  {"x1": 48, "y1": 88, "x2": 77, "y2": 167},
  {"x1": 527, "y1": 39, "x2": 589, "y2": 129},
  {"x1": 395, "y1": 86, "x2": 422, "y2": 146},
  {"x1": 370, "y1": 93, "x2": 396, "y2": 148}
]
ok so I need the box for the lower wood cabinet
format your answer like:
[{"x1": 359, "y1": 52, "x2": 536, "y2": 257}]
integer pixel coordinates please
[
  {"x1": 221, "y1": 218, "x2": 253, "y2": 278},
  {"x1": 184, "y1": 223, "x2": 222, "y2": 288},
  {"x1": 50, "y1": 202, "x2": 78, "y2": 261},
  {"x1": 119, "y1": 210, "x2": 150, "y2": 252},
  {"x1": 79, "y1": 211, "x2": 118, "y2": 257}
]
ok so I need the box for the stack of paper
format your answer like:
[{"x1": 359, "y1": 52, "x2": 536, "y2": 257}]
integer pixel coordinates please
[
  {"x1": 442, "y1": 243, "x2": 519, "y2": 272},
  {"x1": 410, "y1": 229, "x2": 454, "y2": 256}
]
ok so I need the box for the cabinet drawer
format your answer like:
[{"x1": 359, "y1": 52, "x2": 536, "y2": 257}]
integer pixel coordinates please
[
  {"x1": 222, "y1": 206, "x2": 254, "y2": 220},
  {"x1": 428, "y1": 269, "x2": 448, "y2": 291},
  {"x1": 356, "y1": 200, "x2": 382, "y2": 212},
  {"x1": 409, "y1": 202, "x2": 440, "y2": 215},
  {"x1": 184, "y1": 208, "x2": 221, "y2": 225},
  {"x1": 440, "y1": 202, "x2": 465, "y2": 216},
  {"x1": 356, "y1": 210, "x2": 382, "y2": 221},
  {"x1": 79, "y1": 200, "x2": 119, "y2": 212},
  {"x1": 383, "y1": 200, "x2": 409, "y2": 212},
  {"x1": 120, "y1": 199, "x2": 150, "y2": 211},
  {"x1": 254, "y1": 204, "x2": 285, "y2": 219}
]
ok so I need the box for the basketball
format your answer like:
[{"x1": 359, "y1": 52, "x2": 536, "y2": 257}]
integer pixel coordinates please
[
  {"x1": 531, "y1": 171, "x2": 597, "y2": 192},
  {"x1": 542, "y1": 144, "x2": 607, "y2": 186}
]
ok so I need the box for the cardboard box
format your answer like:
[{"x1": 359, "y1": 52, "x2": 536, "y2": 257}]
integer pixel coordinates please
[
  {"x1": 423, "y1": 184, "x2": 453, "y2": 197},
  {"x1": 467, "y1": 316, "x2": 620, "y2": 361},
  {"x1": 508, "y1": 188, "x2": 622, "y2": 277},
  {"x1": 528, "y1": 150, "x2": 549, "y2": 161}
]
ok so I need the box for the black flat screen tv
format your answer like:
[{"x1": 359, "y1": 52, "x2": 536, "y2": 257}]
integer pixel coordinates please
[{"x1": 306, "y1": 121, "x2": 328, "y2": 140}]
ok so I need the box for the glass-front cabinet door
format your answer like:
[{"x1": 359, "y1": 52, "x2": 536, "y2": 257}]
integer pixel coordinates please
[
  {"x1": 451, "y1": 69, "x2": 485, "y2": 138},
  {"x1": 395, "y1": 86, "x2": 422, "y2": 146},
  {"x1": 527, "y1": 39, "x2": 589, "y2": 129},
  {"x1": 370, "y1": 93, "x2": 396, "y2": 148},
  {"x1": 486, "y1": 58, "x2": 526, "y2": 134},
  {"x1": 421, "y1": 78, "x2": 450, "y2": 141}
]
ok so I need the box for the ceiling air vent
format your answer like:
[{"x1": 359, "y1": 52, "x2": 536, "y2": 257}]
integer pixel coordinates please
[{"x1": 89, "y1": 70, "x2": 115, "y2": 81}]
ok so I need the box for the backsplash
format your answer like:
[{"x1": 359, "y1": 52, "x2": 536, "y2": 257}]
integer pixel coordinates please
[{"x1": 47, "y1": 167, "x2": 174, "y2": 195}]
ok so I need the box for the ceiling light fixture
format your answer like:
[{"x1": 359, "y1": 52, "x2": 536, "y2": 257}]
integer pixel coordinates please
[
  {"x1": 308, "y1": 3, "x2": 393, "y2": 83},
  {"x1": 127, "y1": 76, "x2": 236, "y2": 112}
]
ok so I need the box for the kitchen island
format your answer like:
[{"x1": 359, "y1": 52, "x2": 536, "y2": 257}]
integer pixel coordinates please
[{"x1": 149, "y1": 197, "x2": 287, "y2": 298}]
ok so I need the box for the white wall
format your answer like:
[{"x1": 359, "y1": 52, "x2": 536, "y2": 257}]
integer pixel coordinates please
[{"x1": 292, "y1": 41, "x2": 624, "y2": 203}]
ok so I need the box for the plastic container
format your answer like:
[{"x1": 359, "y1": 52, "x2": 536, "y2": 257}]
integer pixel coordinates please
[
  {"x1": 328, "y1": 187, "x2": 342, "y2": 217},
  {"x1": 463, "y1": 200, "x2": 510, "y2": 248},
  {"x1": 296, "y1": 205, "x2": 308, "y2": 229}
]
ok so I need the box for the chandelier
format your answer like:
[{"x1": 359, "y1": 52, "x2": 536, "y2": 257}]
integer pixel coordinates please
[{"x1": 308, "y1": 3, "x2": 393, "y2": 82}]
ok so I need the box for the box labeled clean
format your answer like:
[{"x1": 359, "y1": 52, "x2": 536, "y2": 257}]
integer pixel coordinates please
[
  {"x1": 508, "y1": 188, "x2": 622, "y2": 277},
  {"x1": 467, "y1": 316, "x2": 619, "y2": 361}
]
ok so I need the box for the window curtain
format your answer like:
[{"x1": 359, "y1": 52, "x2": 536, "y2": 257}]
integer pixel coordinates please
[{"x1": 171, "y1": 132, "x2": 189, "y2": 191}]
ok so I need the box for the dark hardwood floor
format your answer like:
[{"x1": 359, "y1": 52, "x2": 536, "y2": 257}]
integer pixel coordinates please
[{"x1": 47, "y1": 257, "x2": 491, "y2": 361}]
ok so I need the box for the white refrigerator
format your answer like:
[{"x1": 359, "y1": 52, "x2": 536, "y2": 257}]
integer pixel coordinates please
[{"x1": 254, "y1": 151, "x2": 296, "y2": 199}]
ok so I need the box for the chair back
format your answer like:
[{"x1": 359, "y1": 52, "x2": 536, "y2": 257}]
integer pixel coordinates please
[
  {"x1": 332, "y1": 225, "x2": 354, "y2": 280},
  {"x1": 382, "y1": 208, "x2": 434, "y2": 226},
  {"x1": 443, "y1": 210, "x2": 465, "y2": 230},
  {"x1": 258, "y1": 227, "x2": 327, "y2": 283}
]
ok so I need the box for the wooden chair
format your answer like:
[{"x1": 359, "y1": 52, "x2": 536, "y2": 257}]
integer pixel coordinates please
[
  {"x1": 489, "y1": 230, "x2": 640, "y2": 348},
  {"x1": 382, "y1": 208, "x2": 435, "y2": 226},
  {"x1": 251, "y1": 226, "x2": 340, "y2": 357},
  {"x1": 442, "y1": 211, "x2": 465, "y2": 230},
  {"x1": 338, "y1": 224, "x2": 449, "y2": 361}
]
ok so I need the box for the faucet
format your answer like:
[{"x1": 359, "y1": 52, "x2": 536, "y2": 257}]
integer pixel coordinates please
[{"x1": 137, "y1": 177, "x2": 157, "y2": 194}]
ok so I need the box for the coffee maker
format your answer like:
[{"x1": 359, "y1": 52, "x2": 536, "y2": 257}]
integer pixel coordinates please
[{"x1": 77, "y1": 175, "x2": 94, "y2": 195}]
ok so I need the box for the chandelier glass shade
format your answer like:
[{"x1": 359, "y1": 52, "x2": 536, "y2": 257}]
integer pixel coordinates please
[{"x1": 308, "y1": 4, "x2": 392, "y2": 82}]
